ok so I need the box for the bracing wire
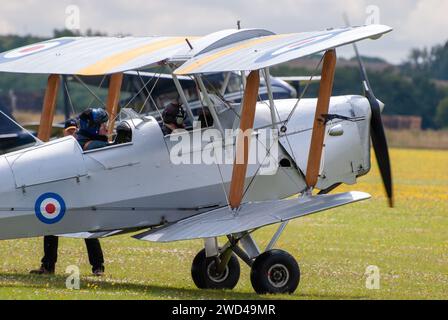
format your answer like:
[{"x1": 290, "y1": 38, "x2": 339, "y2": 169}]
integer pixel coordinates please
[
  {"x1": 63, "y1": 80, "x2": 76, "y2": 117},
  {"x1": 193, "y1": 76, "x2": 231, "y2": 207},
  {"x1": 73, "y1": 75, "x2": 108, "y2": 109}
]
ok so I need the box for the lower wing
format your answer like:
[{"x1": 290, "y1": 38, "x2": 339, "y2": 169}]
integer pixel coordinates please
[{"x1": 134, "y1": 191, "x2": 371, "y2": 243}]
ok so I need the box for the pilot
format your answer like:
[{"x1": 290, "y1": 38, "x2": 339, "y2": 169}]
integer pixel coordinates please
[
  {"x1": 161, "y1": 102, "x2": 186, "y2": 135},
  {"x1": 76, "y1": 108, "x2": 110, "y2": 151},
  {"x1": 30, "y1": 118, "x2": 106, "y2": 276},
  {"x1": 114, "y1": 122, "x2": 132, "y2": 144},
  {"x1": 64, "y1": 118, "x2": 78, "y2": 137}
]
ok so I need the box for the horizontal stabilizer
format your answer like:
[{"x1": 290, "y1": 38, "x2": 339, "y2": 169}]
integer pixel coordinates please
[{"x1": 134, "y1": 191, "x2": 371, "y2": 243}]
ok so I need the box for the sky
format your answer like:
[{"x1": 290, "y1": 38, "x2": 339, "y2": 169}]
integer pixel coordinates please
[{"x1": 0, "y1": 0, "x2": 447, "y2": 64}]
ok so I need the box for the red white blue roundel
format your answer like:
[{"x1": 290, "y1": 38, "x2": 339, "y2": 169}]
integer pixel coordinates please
[
  {"x1": 34, "y1": 193, "x2": 66, "y2": 224},
  {"x1": 0, "y1": 39, "x2": 75, "y2": 64}
]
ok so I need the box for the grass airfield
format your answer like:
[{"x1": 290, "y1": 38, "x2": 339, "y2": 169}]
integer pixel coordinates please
[{"x1": 0, "y1": 148, "x2": 446, "y2": 300}]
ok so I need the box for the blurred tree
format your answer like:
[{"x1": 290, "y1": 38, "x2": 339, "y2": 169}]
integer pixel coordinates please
[
  {"x1": 435, "y1": 97, "x2": 448, "y2": 128},
  {"x1": 403, "y1": 41, "x2": 448, "y2": 80}
]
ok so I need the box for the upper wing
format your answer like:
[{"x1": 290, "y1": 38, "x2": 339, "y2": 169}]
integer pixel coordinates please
[
  {"x1": 0, "y1": 36, "x2": 198, "y2": 76},
  {"x1": 0, "y1": 25, "x2": 391, "y2": 76},
  {"x1": 0, "y1": 29, "x2": 274, "y2": 76},
  {"x1": 174, "y1": 25, "x2": 392, "y2": 74},
  {"x1": 134, "y1": 191, "x2": 371, "y2": 242}
]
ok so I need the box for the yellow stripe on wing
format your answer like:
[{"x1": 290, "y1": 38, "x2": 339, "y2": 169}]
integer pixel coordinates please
[
  {"x1": 175, "y1": 34, "x2": 288, "y2": 75},
  {"x1": 77, "y1": 37, "x2": 188, "y2": 75}
]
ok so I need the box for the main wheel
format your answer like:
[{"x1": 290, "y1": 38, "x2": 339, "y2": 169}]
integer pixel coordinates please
[
  {"x1": 250, "y1": 249, "x2": 300, "y2": 294},
  {"x1": 191, "y1": 249, "x2": 240, "y2": 290}
]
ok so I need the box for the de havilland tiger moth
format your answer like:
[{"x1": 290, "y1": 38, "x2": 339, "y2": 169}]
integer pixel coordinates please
[{"x1": 0, "y1": 24, "x2": 393, "y2": 294}]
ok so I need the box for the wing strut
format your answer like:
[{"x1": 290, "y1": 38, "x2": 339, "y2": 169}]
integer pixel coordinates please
[
  {"x1": 229, "y1": 70, "x2": 260, "y2": 209},
  {"x1": 38, "y1": 74, "x2": 60, "y2": 142},
  {"x1": 106, "y1": 73, "x2": 124, "y2": 139},
  {"x1": 305, "y1": 49, "x2": 336, "y2": 189}
]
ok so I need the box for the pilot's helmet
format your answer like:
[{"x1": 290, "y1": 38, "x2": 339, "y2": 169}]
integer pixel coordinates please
[
  {"x1": 79, "y1": 108, "x2": 109, "y2": 135},
  {"x1": 162, "y1": 102, "x2": 185, "y2": 127},
  {"x1": 115, "y1": 122, "x2": 132, "y2": 144}
]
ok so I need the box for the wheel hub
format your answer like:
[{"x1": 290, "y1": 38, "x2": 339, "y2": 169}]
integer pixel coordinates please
[
  {"x1": 267, "y1": 264, "x2": 290, "y2": 288},
  {"x1": 207, "y1": 261, "x2": 229, "y2": 283}
]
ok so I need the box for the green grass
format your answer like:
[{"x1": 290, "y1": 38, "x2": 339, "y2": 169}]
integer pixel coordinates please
[{"x1": 0, "y1": 148, "x2": 447, "y2": 300}]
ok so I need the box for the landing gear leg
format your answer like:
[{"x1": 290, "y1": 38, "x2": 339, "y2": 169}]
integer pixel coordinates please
[{"x1": 231, "y1": 230, "x2": 301, "y2": 295}]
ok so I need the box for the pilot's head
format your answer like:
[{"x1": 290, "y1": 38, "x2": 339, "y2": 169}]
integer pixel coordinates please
[
  {"x1": 64, "y1": 118, "x2": 78, "y2": 137},
  {"x1": 79, "y1": 108, "x2": 109, "y2": 136},
  {"x1": 162, "y1": 102, "x2": 185, "y2": 129},
  {"x1": 115, "y1": 122, "x2": 132, "y2": 144}
]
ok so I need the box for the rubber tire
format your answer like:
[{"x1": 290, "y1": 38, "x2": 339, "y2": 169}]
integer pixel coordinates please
[
  {"x1": 191, "y1": 249, "x2": 240, "y2": 290},
  {"x1": 250, "y1": 250, "x2": 300, "y2": 294}
]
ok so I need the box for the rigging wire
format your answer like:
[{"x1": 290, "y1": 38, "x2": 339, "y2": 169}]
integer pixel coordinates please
[
  {"x1": 135, "y1": 69, "x2": 164, "y2": 119},
  {"x1": 73, "y1": 75, "x2": 108, "y2": 109},
  {"x1": 283, "y1": 54, "x2": 325, "y2": 125},
  {"x1": 238, "y1": 56, "x2": 325, "y2": 199},
  {"x1": 193, "y1": 75, "x2": 231, "y2": 207},
  {"x1": 63, "y1": 79, "x2": 76, "y2": 117}
]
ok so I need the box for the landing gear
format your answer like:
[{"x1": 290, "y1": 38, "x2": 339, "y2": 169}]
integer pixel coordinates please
[
  {"x1": 191, "y1": 249, "x2": 240, "y2": 290},
  {"x1": 250, "y1": 249, "x2": 300, "y2": 294},
  {"x1": 191, "y1": 226, "x2": 300, "y2": 294}
]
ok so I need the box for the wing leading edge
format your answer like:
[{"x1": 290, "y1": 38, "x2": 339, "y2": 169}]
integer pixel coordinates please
[{"x1": 133, "y1": 191, "x2": 371, "y2": 243}]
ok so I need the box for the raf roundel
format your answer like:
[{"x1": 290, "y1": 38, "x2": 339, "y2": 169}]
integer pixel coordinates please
[
  {"x1": 0, "y1": 38, "x2": 75, "y2": 64},
  {"x1": 34, "y1": 193, "x2": 67, "y2": 225}
]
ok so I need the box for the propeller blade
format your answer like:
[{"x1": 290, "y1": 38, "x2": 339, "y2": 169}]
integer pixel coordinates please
[
  {"x1": 344, "y1": 13, "x2": 394, "y2": 207},
  {"x1": 366, "y1": 90, "x2": 394, "y2": 207}
]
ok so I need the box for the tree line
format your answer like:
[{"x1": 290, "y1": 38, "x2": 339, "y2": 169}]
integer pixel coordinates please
[{"x1": 274, "y1": 40, "x2": 448, "y2": 129}]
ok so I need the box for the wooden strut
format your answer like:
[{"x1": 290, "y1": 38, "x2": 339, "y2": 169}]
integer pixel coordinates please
[
  {"x1": 38, "y1": 74, "x2": 60, "y2": 142},
  {"x1": 106, "y1": 73, "x2": 124, "y2": 140},
  {"x1": 305, "y1": 49, "x2": 337, "y2": 189},
  {"x1": 229, "y1": 70, "x2": 260, "y2": 209}
]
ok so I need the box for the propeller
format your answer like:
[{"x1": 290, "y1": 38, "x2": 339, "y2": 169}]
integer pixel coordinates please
[{"x1": 344, "y1": 14, "x2": 394, "y2": 207}]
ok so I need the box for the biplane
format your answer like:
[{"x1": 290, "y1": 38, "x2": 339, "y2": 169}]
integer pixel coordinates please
[{"x1": 0, "y1": 24, "x2": 393, "y2": 294}]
